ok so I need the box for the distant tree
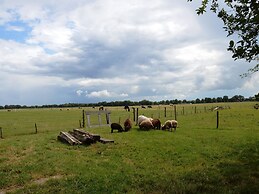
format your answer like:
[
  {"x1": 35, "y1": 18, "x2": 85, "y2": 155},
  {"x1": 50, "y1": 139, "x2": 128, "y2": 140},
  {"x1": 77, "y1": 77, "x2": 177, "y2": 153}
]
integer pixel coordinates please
[
  {"x1": 188, "y1": 0, "x2": 259, "y2": 76},
  {"x1": 231, "y1": 95, "x2": 245, "y2": 102},
  {"x1": 205, "y1": 97, "x2": 212, "y2": 103},
  {"x1": 223, "y1": 95, "x2": 229, "y2": 102},
  {"x1": 195, "y1": 98, "x2": 201, "y2": 103},
  {"x1": 216, "y1": 97, "x2": 223, "y2": 102},
  {"x1": 255, "y1": 93, "x2": 259, "y2": 101}
]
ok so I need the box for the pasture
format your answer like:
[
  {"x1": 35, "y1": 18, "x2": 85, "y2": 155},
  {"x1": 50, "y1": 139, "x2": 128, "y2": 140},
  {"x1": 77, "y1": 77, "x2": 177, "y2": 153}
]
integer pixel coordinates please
[{"x1": 0, "y1": 102, "x2": 258, "y2": 193}]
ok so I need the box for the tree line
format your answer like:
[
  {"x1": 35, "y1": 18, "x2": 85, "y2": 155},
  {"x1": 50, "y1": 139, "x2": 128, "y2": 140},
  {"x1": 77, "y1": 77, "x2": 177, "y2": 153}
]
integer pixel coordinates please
[{"x1": 0, "y1": 93, "x2": 258, "y2": 110}]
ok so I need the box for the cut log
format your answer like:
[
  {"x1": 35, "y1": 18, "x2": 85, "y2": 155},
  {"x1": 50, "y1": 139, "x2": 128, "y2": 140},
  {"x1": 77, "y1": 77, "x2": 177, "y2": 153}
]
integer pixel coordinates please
[
  {"x1": 73, "y1": 129, "x2": 101, "y2": 142},
  {"x1": 68, "y1": 131, "x2": 95, "y2": 145},
  {"x1": 99, "y1": 138, "x2": 114, "y2": 144},
  {"x1": 58, "y1": 131, "x2": 82, "y2": 145}
]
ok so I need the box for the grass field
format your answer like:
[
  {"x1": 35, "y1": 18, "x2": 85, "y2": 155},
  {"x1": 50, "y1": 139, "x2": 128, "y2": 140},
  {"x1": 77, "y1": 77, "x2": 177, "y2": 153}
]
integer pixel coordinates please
[{"x1": 0, "y1": 102, "x2": 258, "y2": 193}]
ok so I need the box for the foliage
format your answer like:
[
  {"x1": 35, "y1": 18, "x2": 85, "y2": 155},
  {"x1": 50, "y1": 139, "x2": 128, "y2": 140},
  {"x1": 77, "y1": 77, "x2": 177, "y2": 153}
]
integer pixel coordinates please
[
  {"x1": 188, "y1": 0, "x2": 259, "y2": 75},
  {"x1": 255, "y1": 93, "x2": 259, "y2": 101},
  {"x1": 1, "y1": 94, "x2": 257, "y2": 110}
]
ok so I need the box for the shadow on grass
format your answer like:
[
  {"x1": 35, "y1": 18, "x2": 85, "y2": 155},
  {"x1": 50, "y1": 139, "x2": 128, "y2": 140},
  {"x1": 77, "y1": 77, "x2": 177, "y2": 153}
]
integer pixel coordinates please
[
  {"x1": 217, "y1": 140, "x2": 259, "y2": 193},
  {"x1": 179, "y1": 141, "x2": 259, "y2": 194}
]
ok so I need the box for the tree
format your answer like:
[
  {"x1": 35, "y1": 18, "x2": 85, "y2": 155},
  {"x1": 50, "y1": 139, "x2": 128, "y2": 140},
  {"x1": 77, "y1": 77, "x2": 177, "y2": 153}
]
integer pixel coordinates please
[
  {"x1": 255, "y1": 93, "x2": 259, "y2": 101},
  {"x1": 188, "y1": 0, "x2": 259, "y2": 76}
]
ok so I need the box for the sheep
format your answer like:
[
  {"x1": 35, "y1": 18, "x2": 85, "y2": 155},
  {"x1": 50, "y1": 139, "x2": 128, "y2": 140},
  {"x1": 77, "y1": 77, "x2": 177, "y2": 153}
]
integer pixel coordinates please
[
  {"x1": 124, "y1": 118, "x2": 132, "y2": 132},
  {"x1": 151, "y1": 119, "x2": 161, "y2": 130},
  {"x1": 124, "y1": 105, "x2": 130, "y2": 112},
  {"x1": 137, "y1": 115, "x2": 153, "y2": 125},
  {"x1": 138, "y1": 115, "x2": 149, "y2": 125},
  {"x1": 111, "y1": 123, "x2": 124, "y2": 133},
  {"x1": 139, "y1": 119, "x2": 154, "y2": 130},
  {"x1": 162, "y1": 120, "x2": 178, "y2": 132}
]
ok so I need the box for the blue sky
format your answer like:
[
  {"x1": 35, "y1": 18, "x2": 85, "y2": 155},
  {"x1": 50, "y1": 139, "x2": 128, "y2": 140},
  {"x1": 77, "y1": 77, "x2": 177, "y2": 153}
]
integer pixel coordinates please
[{"x1": 0, "y1": 0, "x2": 258, "y2": 105}]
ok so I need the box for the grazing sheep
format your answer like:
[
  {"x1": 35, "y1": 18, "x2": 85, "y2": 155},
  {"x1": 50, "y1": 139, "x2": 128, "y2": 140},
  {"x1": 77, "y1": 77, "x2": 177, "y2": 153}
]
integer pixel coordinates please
[
  {"x1": 111, "y1": 123, "x2": 124, "y2": 133},
  {"x1": 138, "y1": 115, "x2": 149, "y2": 125},
  {"x1": 162, "y1": 120, "x2": 178, "y2": 132},
  {"x1": 124, "y1": 118, "x2": 132, "y2": 132},
  {"x1": 124, "y1": 105, "x2": 130, "y2": 112},
  {"x1": 151, "y1": 119, "x2": 161, "y2": 130},
  {"x1": 139, "y1": 119, "x2": 154, "y2": 130}
]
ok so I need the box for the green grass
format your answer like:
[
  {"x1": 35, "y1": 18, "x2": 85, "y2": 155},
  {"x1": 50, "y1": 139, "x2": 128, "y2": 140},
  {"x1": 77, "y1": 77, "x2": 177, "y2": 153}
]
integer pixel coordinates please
[{"x1": 0, "y1": 102, "x2": 258, "y2": 193}]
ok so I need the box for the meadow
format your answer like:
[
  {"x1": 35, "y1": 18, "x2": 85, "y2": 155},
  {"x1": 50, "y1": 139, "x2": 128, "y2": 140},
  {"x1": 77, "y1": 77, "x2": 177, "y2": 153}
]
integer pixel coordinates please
[{"x1": 0, "y1": 102, "x2": 258, "y2": 193}]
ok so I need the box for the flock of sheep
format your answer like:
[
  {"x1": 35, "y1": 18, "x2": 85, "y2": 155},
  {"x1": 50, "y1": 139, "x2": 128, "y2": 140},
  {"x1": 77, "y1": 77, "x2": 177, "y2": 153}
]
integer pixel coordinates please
[{"x1": 111, "y1": 115, "x2": 178, "y2": 133}]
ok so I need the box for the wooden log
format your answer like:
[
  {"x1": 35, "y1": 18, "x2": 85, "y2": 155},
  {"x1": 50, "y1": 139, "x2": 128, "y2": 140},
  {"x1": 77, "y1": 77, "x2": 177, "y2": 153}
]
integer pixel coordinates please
[
  {"x1": 73, "y1": 129, "x2": 101, "y2": 142},
  {"x1": 99, "y1": 138, "x2": 114, "y2": 144},
  {"x1": 68, "y1": 131, "x2": 95, "y2": 145},
  {"x1": 58, "y1": 131, "x2": 82, "y2": 145}
]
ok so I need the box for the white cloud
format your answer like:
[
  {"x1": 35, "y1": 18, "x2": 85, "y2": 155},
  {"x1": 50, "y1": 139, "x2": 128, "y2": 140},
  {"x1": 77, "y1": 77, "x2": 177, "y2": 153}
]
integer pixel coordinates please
[
  {"x1": 0, "y1": 0, "x2": 257, "y2": 105},
  {"x1": 76, "y1": 90, "x2": 83, "y2": 96}
]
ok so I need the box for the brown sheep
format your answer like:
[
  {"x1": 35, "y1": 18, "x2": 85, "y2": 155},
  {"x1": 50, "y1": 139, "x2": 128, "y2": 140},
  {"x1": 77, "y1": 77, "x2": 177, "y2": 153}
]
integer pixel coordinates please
[
  {"x1": 124, "y1": 118, "x2": 132, "y2": 132},
  {"x1": 139, "y1": 119, "x2": 154, "y2": 130},
  {"x1": 151, "y1": 119, "x2": 161, "y2": 130},
  {"x1": 162, "y1": 120, "x2": 178, "y2": 132}
]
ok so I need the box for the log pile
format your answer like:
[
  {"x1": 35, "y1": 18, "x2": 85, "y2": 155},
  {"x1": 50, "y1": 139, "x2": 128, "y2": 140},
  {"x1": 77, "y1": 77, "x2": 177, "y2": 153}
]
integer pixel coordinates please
[{"x1": 57, "y1": 129, "x2": 114, "y2": 145}]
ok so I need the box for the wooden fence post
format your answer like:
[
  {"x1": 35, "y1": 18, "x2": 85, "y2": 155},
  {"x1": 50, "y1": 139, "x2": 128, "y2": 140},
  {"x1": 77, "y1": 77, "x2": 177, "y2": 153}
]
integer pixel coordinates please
[
  {"x1": 35, "y1": 123, "x2": 38, "y2": 134},
  {"x1": 0, "y1": 127, "x2": 3, "y2": 139},
  {"x1": 136, "y1": 108, "x2": 139, "y2": 125},
  {"x1": 174, "y1": 106, "x2": 177, "y2": 120},
  {"x1": 133, "y1": 108, "x2": 136, "y2": 121},
  {"x1": 182, "y1": 107, "x2": 184, "y2": 115},
  {"x1": 164, "y1": 107, "x2": 167, "y2": 117},
  {"x1": 216, "y1": 111, "x2": 219, "y2": 129},
  {"x1": 82, "y1": 110, "x2": 85, "y2": 128},
  {"x1": 106, "y1": 113, "x2": 110, "y2": 124},
  {"x1": 86, "y1": 114, "x2": 90, "y2": 128},
  {"x1": 98, "y1": 113, "x2": 101, "y2": 126}
]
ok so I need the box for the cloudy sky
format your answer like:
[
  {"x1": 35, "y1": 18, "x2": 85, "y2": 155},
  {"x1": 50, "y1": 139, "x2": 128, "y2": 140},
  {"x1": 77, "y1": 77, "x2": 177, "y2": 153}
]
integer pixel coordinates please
[{"x1": 0, "y1": 0, "x2": 258, "y2": 105}]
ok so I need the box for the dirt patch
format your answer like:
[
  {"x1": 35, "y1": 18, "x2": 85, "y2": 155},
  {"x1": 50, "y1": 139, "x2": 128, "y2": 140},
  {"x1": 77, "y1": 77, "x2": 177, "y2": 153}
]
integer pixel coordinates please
[{"x1": 0, "y1": 175, "x2": 63, "y2": 194}]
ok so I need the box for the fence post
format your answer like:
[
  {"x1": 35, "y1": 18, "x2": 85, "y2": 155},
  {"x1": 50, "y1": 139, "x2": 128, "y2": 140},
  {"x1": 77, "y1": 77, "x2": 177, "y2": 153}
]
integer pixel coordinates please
[
  {"x1": 174, "y1": 106, "x2": 177, "y2": 120},
  {"x1": 35, "y1": 123, "x2": 38, "y2": 134},
  {"x1": 182, "y1": 107, "x2": 184, "y2": 115},
  {"x1": 98, "y1": 113, "x2": 101, "y2": 126},
  {"x1": 82, "y1": 110, "x2": 85, "y2": 128},
  {"x1": 106, "y1": 113, "x2": 110, "y2": 124},
  {"x1": 164, "y1": 107, "x2": 167, "y2": 117},
  {"x1": 136, "y1": 108, "x2": 139, "y2": 125},
  {"x1": 0, "y1": 127, "x2": 3, "y2": 139},
  {"x1": 86, "y1": 114, "x2": 91, "y2": 128},
  {"x1": 216, "y1": 111, "x2": 219, "y2": 129},
  {"x1": 133, "y1": 107, "x2": 136, "y2": 121}
]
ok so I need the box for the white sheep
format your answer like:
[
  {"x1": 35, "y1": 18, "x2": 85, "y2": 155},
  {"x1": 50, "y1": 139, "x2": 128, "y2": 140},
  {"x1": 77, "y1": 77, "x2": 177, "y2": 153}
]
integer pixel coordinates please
[{"x1": 137, "y1": 115, "x2": 153, "y2": 125}]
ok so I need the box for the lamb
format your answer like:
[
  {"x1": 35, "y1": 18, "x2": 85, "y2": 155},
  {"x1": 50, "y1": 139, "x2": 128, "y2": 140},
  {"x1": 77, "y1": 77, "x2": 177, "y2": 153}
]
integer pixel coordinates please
[
  {"x1": 124, "y1": 118, "x2": 132, "y2": 132},
  {"x1": 139, "y1": 119, "x2": 154, "y2": 130},
  {"x1": 162, "y1": 120, "x2": 178, "y2": 132},
  {"x1": 151, "y1": 119, "x2": 161, "y2": 130},
  {"x1": 111, "y1": 123, "x2": 124, "y2": 133}
]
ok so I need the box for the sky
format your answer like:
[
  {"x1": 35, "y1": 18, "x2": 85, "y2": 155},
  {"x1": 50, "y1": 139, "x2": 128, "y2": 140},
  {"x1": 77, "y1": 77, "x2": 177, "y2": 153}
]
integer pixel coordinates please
[{"x1": 0, "y1": 0, "x2": 258, "y2": 105}]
